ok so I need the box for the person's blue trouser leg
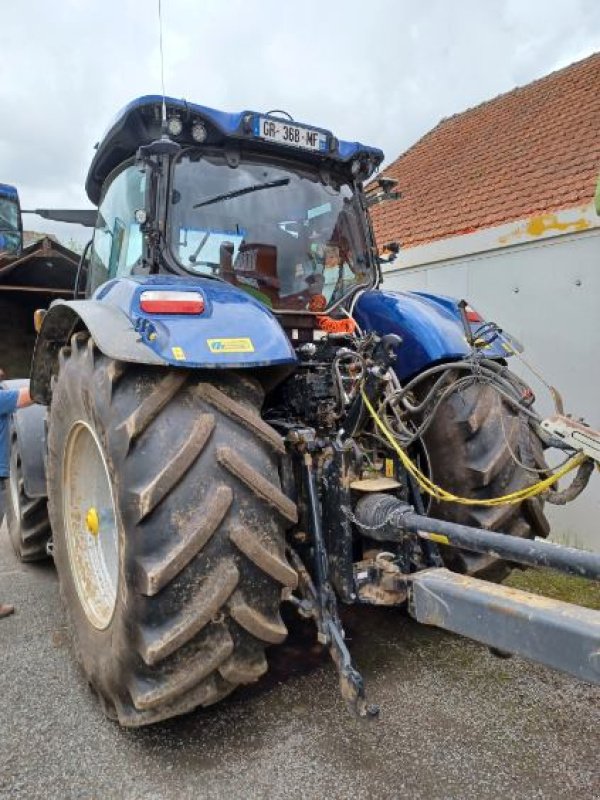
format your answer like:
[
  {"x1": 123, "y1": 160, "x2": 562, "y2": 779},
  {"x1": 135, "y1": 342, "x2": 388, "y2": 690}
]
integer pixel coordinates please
[{"x1": 0, "y1": 478, "x2": 15, "y2": 617}]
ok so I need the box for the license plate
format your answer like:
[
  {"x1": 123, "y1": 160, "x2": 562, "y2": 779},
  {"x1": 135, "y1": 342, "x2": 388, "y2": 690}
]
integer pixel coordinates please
[{"x1": 254, "y1": 117, "x2": 328, "y2": 152}]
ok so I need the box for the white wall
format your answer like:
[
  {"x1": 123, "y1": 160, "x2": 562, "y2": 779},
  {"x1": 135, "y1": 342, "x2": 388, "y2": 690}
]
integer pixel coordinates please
[{"x1": 382, "y1": 217, "x2": 600, "y2": 551}]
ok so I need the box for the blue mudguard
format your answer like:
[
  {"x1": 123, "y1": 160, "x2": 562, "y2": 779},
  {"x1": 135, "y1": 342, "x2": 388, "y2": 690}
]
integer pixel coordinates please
[
  {"x1": 354, "y1": 290, "x2": 511, "y2": 382},
  {"x1": 3, "y1": 380, "x2": 47, "y2": 498},
  {"x1": 32, "y1": 274, "x2": 297, "y2": 403},
  {"x1": 90, "y1": 274, "x2": 297, "y2": 369}
]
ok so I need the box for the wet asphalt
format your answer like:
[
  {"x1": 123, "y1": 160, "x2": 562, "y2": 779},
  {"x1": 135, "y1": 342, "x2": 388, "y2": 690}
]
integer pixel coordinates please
[{"x1": 0, "y1": 525, "x2": 599, "y2": 800}]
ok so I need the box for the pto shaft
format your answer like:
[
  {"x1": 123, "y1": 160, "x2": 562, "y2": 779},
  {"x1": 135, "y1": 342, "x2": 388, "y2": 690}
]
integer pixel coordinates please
[{"x1": 354, "y1": 495, "x2": 600, "y2": 581}]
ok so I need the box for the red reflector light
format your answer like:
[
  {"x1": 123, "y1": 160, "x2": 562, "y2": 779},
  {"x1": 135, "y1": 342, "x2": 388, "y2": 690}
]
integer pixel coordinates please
[
  {"x1": 464, "y1": 304, "x2": 483, "y2": 323},
  {"x1": 140, "y1": 290, "x2": 204, "y2": 314}
]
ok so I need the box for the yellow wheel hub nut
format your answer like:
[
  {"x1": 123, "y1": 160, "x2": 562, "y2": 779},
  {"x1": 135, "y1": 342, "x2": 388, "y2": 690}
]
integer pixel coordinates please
[{"x1": 86, "y1": 507, "x2": 100, "y2": 537}]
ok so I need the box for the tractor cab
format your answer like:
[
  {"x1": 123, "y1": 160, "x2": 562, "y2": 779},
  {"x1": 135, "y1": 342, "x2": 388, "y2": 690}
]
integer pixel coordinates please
[
  {"x1": 83, "y1": 96, "x2": 385, "y2": 315},
  {"x1": 0, "y1": 183, "x2": 22, "y2": 256}
]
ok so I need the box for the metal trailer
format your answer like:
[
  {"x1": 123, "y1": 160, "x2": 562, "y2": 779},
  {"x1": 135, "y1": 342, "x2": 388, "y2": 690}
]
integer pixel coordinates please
[{"x1": 0, "y1": 184, "x2": 90, "y2": 378}]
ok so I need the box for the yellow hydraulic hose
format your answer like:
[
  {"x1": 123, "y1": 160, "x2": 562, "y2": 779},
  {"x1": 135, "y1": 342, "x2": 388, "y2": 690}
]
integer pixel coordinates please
[{"x1": 361, "y1": 387, "x2": 587, "y2": 507}]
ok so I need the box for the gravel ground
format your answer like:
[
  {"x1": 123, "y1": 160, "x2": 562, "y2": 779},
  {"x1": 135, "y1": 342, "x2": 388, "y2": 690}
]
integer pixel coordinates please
[{"x1": 1, "y1": 526, "x2": 599, "y2": 800}]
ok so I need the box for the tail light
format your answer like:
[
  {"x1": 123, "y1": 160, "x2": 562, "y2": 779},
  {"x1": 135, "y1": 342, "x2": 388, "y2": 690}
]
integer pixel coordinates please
[
  {"x1": 140, "y1": 290, "x2": 204, "y2": 314},
  {"x1": 464, "y1": 304, "x2": 483, "y2": 323}
]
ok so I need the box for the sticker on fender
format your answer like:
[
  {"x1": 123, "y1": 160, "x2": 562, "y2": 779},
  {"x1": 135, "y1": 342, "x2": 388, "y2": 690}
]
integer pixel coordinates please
[{"x1": 207, "y1": 337, "x2": 255, "y2": 354}]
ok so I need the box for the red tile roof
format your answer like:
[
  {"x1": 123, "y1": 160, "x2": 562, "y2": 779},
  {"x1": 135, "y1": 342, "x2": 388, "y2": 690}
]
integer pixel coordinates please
[{"x1": 370, "y1": 53, "x2": 600, "y2": 249}]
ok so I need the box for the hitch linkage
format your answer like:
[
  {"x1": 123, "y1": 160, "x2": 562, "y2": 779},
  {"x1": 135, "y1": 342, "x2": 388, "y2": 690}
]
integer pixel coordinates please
[
  {"x1": 354, "y1": 494, "x2": 600, "y2": 688},
  {"x1": 299, "y1": 450, "x2": 379, "y2": 719}
]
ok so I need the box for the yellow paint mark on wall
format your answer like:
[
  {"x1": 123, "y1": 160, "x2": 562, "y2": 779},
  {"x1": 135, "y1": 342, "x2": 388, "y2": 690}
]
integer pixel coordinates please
[
  {"x1": 498, "y1": 205, "x2": 593, "y2": 245},
  {"x1": 525, "y1": 213, "x2": 590, "y2": 237}
]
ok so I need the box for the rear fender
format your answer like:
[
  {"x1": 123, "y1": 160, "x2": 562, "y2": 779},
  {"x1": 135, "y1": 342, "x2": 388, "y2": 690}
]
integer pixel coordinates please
[
  {"x1": 354, "y1": 290, "x2": 512, "y2": 381},
  {"x1": 30, "y1": 300, "x2": 165, "y2": 404},
  {"x1": 31, "y1": 275, "x2": 297, "y2": 404},
  {"x1": 3, "y1": 380, "x2": 47, "y2": 498}
]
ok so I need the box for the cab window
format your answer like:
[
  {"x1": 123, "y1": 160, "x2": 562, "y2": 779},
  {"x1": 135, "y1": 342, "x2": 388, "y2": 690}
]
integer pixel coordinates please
[
  {"x1": 0, "y1": 195, "x2": 21, "y2": 256},
  {"x1": 88, "y1": 163, "x2": 146, "y2": 294}
]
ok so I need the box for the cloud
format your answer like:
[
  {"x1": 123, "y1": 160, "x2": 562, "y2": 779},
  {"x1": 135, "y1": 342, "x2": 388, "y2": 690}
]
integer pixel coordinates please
[{"x1": 1, "y1": 0, "x2": 598, "y2": 244}]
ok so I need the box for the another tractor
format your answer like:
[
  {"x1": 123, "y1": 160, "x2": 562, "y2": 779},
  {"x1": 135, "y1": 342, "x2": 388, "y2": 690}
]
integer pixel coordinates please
[
  {"x1": 7, "y1": 96, "x2": 600, "y2": 726},
  {"x1": 0, "y1": 183, "x2": 22, "y2": 257}
]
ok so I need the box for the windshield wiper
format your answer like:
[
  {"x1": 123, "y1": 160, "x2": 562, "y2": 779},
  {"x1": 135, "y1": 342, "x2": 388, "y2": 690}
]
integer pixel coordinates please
[{"x1": 193, "y1": 178, "x2": 290, "y2": 209}]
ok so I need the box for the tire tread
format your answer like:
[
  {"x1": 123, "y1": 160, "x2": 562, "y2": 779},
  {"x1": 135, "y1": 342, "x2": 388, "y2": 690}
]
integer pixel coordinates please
[
  {"x1": 46, "y1": 344, "x2": 296, "y2": 727},
  {"x1": 423, "y1": 380, "x2": 549, "y2": 579}
]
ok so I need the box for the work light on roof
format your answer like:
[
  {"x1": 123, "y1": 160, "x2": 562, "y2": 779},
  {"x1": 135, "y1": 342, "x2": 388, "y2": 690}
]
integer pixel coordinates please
[
  {"x1": 191, "y1": 121, "x2": 207, "y2": 143},
  {"x1": 166, "y1": 116, "x2": 183, "y2": 136}
]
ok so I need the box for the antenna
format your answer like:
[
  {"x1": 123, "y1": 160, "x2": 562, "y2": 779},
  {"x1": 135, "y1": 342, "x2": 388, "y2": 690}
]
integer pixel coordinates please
[{"x1": 157, "y1": 0, "x2": 167, "y2": 131}]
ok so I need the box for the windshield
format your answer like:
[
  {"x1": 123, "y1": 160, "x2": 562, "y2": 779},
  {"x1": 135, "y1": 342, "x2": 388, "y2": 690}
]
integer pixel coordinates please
[
  {"x1": 169, "y1": 150, "x2": 373, "y2": 311},
  {"x1": 0, "y1": 196, "x2": 21, "y2": 255}
]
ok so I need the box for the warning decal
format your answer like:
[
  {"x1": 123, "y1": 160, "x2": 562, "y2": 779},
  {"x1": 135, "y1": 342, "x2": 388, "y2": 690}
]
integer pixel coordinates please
[{"x1": 207, "y1": 337, "x2": 255, "y2": 354}]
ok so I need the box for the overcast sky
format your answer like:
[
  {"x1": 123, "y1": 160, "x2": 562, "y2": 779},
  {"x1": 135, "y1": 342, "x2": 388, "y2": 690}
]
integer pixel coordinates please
[{"x1": 1, "y1": 0, "x2": 599, "y2": 244}]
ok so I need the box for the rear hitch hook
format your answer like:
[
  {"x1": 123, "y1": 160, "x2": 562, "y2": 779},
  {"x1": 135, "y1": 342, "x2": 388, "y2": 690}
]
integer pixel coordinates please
[
  {"x1": 328, "y1": 622, "x2": 379, "y2": 719},
  {"x1": 297, "y1": 448, "x2": 379, "y2": 720}
]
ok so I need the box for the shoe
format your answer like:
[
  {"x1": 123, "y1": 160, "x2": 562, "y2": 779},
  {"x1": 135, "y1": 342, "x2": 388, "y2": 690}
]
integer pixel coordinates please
[{"x1": 0, "y1": 604, "x2": 14, "y2": 619}]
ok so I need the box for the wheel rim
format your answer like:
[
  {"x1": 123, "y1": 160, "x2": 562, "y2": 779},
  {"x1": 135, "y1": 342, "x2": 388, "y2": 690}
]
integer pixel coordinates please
[{"x1": 63, "y1": 421, "x2": 119, "y2": 630}]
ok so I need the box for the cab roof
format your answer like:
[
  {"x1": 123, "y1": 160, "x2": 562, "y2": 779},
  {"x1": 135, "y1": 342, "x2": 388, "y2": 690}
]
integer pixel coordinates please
[
  {"x1": 0, "y1": 184, "x2": 18, "y2": 200},
  {"x1": 85, "y1": 95, "x2": 384, "y2": 205}
]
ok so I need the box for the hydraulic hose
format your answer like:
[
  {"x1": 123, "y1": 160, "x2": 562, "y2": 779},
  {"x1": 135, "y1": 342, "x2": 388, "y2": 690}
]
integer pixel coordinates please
[
  {"x1": 361, "y1": 386, "x2": 588, "y2": 507},
  {"x1": 545, "y1": 459, "x2": 595, "y2": 505}
]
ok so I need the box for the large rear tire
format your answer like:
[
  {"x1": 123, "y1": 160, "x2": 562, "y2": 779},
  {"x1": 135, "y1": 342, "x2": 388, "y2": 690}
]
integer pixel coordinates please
[
  {"x1": 47, "y1": 333, "x2": 297, "y2": 727},
  {"x1": 6, "y1": 428, "x2": 50, "y2": 562},
  {"x1": 422, "y1": 378, "x2": 550, "y2": 581}
]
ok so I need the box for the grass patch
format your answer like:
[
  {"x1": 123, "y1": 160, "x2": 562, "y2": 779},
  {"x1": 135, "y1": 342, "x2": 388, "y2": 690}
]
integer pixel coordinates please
[{"x1": 504, "y1": 567, "x2": 600, "y2": 609}]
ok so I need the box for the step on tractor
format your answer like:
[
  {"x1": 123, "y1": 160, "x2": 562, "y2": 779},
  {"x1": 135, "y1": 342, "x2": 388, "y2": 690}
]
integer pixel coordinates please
[{"x1": 6, "y1": 96, "x2": 600, "y2": 726}]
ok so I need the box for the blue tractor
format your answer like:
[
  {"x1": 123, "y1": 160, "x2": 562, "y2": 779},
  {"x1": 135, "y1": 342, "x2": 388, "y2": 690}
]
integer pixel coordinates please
[
  {"x1": 0, "y1": 183, "x2": 22, "y2": 256},
  {"x1": 8, "y1": 97, "x2": 600, "y2": 726}
]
